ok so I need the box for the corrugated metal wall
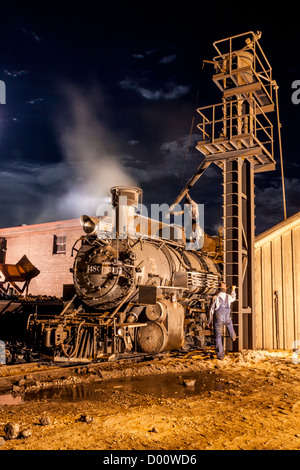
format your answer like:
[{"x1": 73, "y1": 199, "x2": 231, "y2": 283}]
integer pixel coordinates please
[{"x1": 255, "y1": 212, "x2": 300, "y2": 349}]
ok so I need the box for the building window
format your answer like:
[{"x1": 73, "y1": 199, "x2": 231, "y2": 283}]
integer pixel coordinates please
[
  {"x1": 0, "y1": 238, "x2": 7, "y2": 263},
  {"x1": 53, "y1": 235, "x2": 66, "y2": 254}
]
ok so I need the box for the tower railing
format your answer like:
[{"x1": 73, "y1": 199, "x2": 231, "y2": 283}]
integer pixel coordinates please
[
  {"x1": 195, "y1": 96, "x2": 274, "y2": 168},
  {"x1": 212, "y1": 31, "x2": 274, "y2": 111}
]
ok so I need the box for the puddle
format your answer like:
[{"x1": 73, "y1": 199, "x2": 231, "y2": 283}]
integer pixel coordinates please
[
  {"x1": 0, "y1": 371, "x2": 231, "y2": 405},
  {"x1": 21, "y1": 370, "x2": 227, "y2": 403}
]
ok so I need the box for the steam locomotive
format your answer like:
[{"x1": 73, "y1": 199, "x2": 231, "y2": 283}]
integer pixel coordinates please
[{"x1": 4, "y1": 187, "x2": 222, "y2": 362}]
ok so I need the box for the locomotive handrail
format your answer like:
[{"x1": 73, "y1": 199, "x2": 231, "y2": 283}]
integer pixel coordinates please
[
  {"x1": 71, "y1": 236, "x2": 85, "y2": 257},
  {"x1": 103, "y1": 287, "x2": 138, "y2": 325},
  {"x1": 59, "y1": 294, "x2": 77, "y2": 316}
]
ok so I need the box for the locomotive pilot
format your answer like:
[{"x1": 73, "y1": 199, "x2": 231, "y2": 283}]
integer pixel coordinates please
[{"x1": 207, "y1": 282, "x2": 237, "y2": 360}]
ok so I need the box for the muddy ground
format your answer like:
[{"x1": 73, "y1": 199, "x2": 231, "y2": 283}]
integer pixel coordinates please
[{"x1": 0, "y1": 348, "x2": 300, "y2": 452}]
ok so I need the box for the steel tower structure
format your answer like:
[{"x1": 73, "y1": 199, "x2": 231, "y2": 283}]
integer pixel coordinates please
[{"x1": 170, "y1": 31, "x2": 279, "y2": 351}]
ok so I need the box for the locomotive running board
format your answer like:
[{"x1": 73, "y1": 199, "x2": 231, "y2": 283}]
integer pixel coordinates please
[{"x1": 53, "y1": 357, "x2": 92, "y2": 363}]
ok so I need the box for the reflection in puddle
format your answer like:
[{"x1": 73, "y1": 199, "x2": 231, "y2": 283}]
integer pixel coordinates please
[{"x1": 23, "y1": 371, "x2": 227, "y2": 403}]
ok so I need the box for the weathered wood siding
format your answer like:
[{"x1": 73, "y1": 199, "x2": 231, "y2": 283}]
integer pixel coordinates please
[{"x1": 255, "y1": 212, "x2": 300, "y2": 349}]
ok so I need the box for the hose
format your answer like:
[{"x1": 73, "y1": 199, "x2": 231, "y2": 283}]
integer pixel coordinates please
[{"x1": 61, "y1": 320, "x2": 85, "y2": 358}]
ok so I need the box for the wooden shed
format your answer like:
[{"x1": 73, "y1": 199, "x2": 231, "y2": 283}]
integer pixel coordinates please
[{"x1": 254, "y1": 211, "x2": 300, "y2": 350}]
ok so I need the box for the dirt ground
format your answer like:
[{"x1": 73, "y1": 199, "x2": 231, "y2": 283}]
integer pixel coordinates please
[{"x1": 1, "y1": 348, "x2": 300, "y2": 451}]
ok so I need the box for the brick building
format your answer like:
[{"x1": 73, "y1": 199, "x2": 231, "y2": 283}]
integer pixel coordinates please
[{"x1": 0, "y1": 219, "x2": 83, "y2": 298}]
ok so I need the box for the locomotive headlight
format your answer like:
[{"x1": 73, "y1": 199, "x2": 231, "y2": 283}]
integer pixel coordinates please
[
  {"x1": 80, "y1": 215, "x2": 100, "y2": 236},
  {"x1": 117, "y1": 327, "x2": 125, "y2": 337}
]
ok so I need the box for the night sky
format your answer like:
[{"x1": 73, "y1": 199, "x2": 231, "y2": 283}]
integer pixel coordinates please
[{"x1": 0, "y1": 1, "x2": 299, "y2": 235}]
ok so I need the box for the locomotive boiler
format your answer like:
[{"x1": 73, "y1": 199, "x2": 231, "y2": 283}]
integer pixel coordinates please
[{"x1": 28, "y1": 186, "x2": 221, "y2": 361}]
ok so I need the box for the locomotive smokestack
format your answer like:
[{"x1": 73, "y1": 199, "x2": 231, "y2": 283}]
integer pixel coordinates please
[
  {"x1": 110, "y1": 186, "x2": 143, "y2": 208},
  {"x1": 110, "y1": 186, "x2": 143, "y2": 237}
]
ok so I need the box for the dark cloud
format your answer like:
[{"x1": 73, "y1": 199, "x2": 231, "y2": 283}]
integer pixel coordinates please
[
  {"x1": 255, "y1": 176, "x2": 300, "y2": 233},
  {"x1": 119, "y1": 78, "x2": 190, "y2": 101},
  {"x1": 26, "y1": 97, "x2": 45, "y2": 105},
  {"x1": 0, "y1": 161, "x2": 66, "y2": 227},
  {"x1": 132, "y1": 54, "x2": 145, "y2": 60},
  {"x1": 21, "y1": 28, "x2": 41, "y2": 42},
  {"x1": 159, "y1": 54, "x2": 177, "y2": 64},
  {"x1": 3, "y1": 70, "x2": 28, "y2": 78},
  {"x1": 0, "y1": 3, "x2": 299, "y2": 235}
]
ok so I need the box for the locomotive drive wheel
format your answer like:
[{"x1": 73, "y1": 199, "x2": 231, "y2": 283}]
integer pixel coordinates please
[{"x1": 137, "y1": 322, "x2": 167, "y2": 354}]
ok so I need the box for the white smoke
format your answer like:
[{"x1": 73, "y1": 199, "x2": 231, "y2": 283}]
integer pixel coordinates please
[{"x1": 55, "y1": 84, "x2": 137, "y2": 218}]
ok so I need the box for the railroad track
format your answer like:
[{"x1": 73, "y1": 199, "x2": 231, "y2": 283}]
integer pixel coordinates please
[{"x1": 0, "y1": 351, "x2": 169, "y2": 393}]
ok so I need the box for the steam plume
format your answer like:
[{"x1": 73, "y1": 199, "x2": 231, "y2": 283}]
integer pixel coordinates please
[{"x1": 55, "y1": 84, "x2": 137, "y2": 218}]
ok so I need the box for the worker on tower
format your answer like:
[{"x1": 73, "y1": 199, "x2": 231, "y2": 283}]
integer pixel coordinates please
[{"x1": 207, "y1": 282, "x2": 237, "y2": 360}]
